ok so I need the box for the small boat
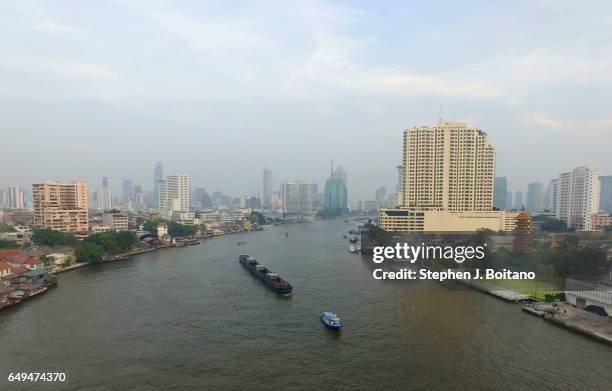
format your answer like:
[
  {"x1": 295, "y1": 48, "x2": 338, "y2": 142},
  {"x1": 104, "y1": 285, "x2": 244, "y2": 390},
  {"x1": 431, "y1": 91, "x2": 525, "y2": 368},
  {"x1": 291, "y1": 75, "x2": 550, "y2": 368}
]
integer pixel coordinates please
[
  {"x1": 348, "y1": 245, "x2": 357, "y2": 253},
  {"x1": 320, "y1": 312, "x2": 342, "y2": 330},
  {"x1": 237, "y1": 241, "x2": 247, "y2": 245}
]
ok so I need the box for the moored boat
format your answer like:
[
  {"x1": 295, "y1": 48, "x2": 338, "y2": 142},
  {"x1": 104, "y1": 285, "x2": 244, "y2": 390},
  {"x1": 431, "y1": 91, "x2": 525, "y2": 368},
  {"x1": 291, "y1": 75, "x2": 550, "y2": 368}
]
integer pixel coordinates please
[
  {"x1": 320, "y1": 312, "x2": 342, "y2": 330},
  {"x1": 239, "y1": 254, "x2": 293, "y2": 295}
]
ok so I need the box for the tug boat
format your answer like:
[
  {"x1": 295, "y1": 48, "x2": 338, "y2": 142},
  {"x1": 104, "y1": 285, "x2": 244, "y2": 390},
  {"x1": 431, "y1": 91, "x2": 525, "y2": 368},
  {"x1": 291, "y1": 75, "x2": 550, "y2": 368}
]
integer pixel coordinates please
[
  {"x1": 239, "y1": 254, "x2": 293, "y2": 295},
  {"x1": 320, "y1": 312, "x2": 342, "y2": 330}
]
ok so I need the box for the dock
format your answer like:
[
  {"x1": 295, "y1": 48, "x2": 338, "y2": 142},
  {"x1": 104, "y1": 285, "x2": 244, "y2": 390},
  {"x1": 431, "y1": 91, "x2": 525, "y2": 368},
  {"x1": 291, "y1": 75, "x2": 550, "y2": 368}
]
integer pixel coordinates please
[{"x1": 521, "y1": 302, "x2": 612, "y2": 346}]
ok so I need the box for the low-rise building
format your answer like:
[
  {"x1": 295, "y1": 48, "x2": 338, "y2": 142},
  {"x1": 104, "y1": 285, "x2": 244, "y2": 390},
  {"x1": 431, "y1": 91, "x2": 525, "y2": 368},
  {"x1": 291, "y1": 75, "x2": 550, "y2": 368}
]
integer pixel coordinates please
[
  {"x1": 378, "y1": 209, "x2": 519, "y2": 233},
  {"x1": 0, "y1": 262, "x2": 11, "y2": 278},
  {"x1": 591, "y1": 213, "x2": 612, "y2": 231},
  {"x1": 357, "y1": 200, "x2": 378, "y2": 213},
  {"x1": 102, "y1": 209, "x2": 129, "y2": 231}
]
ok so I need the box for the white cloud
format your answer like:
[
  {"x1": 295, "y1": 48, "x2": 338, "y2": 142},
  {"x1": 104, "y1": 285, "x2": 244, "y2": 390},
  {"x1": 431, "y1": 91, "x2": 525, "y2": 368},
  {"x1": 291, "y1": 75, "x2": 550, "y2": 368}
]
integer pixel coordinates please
[
  {"x1": 522, "y1": 112, "x2": 612, "y2": 132},
  {"x1": 32, "y1": 19, "x2": 82, "y2": 33},
  {"x1": 35, "y1": 58, "x2": 117, "y2": 80}
]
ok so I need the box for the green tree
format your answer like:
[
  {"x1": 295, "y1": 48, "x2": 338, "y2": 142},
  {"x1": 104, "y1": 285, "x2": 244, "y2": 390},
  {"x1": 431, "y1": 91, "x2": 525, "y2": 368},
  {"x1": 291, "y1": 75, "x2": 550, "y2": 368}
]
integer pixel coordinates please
[
  {"x1": 248, "y1": 212, "x2": 266, "y2": 225},
  {"x1": 76, "y1": 242, "x2": 105, "y2": 263},
  {"x1": 167, "y1": 221, "x2": 196, "y2": 237},
  {"x1": 32, "y1": 229, "x2": 78, "y2": 247},
  {"x1": 40, "y1": 255, "x2": 55, "y2": 267}
]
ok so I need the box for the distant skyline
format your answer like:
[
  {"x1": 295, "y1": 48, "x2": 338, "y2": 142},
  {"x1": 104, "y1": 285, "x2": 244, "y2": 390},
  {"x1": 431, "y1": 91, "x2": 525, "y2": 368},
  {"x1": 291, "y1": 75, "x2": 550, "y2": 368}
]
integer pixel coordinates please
[{"x1": 1, "y1": 1, "x2": 611, "y2": 200}]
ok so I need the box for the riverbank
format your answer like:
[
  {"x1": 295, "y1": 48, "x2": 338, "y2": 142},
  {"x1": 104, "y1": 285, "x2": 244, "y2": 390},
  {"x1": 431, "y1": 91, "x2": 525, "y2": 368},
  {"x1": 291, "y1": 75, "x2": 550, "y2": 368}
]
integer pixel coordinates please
[
  {"x1": 457, "y1": 278, "x2": 533, "y2": 302},
  {"x1": 522, "y1": 302, "x2": 612, "y2": 346},
  {"x1": 459, "y1": 276, "x2": 612, "y2": 346}
]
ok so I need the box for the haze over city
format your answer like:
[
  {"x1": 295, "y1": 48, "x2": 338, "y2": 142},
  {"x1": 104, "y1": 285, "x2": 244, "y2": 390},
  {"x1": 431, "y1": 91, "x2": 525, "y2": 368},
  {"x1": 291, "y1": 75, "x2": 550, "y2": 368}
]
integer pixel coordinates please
[{"x1": 1, "y1": 0, "x2": 611, "y2": 199}]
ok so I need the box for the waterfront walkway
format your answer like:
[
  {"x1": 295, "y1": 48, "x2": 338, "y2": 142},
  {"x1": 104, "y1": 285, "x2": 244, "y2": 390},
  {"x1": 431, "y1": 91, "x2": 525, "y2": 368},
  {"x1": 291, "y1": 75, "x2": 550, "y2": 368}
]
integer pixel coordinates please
[
  {"x1": 546, "y1": 303, "x2": 612, "y2": 345},
  {"x1": 459, "y1": 278, "x2": 532, "y2": 302}
]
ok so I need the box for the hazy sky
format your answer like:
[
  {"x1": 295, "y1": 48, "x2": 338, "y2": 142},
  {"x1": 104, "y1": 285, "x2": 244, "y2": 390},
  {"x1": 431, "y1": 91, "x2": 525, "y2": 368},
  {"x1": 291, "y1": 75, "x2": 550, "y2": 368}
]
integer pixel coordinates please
[{"x1": 1, "y1": 0, "x2": 611, "y2": 201}]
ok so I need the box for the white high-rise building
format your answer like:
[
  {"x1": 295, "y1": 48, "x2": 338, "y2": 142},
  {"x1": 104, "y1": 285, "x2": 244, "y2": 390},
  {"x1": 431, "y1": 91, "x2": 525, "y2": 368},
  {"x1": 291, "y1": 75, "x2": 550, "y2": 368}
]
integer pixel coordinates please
[
  {"x1": 97, "y1": 177, "x2": 112, "y2": 210},
  {"x1": 281, "y1": 182, "x2": 312, "y2": 216},
  {"x1": 263, "y1": 168, "x2": 272, "y2": 209},
  {"x1": 554, "y1": 167, "x2": 600, "y2": 230},
  {"x1": 158, "y1": 173, "x2": 190, "y2": 212},
  {"x1": 6, "y1": 186, "x2": 25, "y2": 209},
  {"x1": 549, "y1": 179, "x2": 558, "y2": 214}
]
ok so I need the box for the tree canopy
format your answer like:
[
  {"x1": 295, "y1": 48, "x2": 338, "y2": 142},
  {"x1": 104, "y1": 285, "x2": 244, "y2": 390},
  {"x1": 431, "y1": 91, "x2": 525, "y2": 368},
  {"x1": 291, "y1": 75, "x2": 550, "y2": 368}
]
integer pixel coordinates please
[{"x1": 32, "y1": 229, "x2": 79, "y2": 247}]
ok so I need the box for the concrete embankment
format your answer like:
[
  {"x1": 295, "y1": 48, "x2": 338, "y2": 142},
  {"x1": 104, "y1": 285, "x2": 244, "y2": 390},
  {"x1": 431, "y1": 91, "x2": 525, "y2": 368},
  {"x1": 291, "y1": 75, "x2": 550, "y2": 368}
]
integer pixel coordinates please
[{"x1": 522, "y1": 302, "x2": 612, "y2": 346}]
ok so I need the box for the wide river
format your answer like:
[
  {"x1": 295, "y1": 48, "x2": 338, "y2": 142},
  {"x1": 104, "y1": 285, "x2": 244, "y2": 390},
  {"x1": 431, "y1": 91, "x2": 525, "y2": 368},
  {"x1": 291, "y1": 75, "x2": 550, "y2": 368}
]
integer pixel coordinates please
[{"x1": 1, "y1": 219, "x2": 611, "y2": 390}]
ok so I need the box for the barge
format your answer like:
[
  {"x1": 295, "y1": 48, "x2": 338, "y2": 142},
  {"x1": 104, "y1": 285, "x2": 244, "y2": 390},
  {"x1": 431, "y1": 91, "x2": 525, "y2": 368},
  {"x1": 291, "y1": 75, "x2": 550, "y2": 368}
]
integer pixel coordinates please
[{"x1": 239, "y1": 254, "x2": 293, "y2": 295}]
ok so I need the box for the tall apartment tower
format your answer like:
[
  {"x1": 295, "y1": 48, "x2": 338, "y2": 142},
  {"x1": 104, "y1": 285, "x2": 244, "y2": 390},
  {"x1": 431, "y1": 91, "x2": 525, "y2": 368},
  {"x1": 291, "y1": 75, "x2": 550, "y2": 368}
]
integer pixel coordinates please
[
  {"x1": 153, "y1": 162, "x2": 163, "y2": 208},
  {"x1": 32, "y1": 180, "x2": 89, "y2": 233},
  {"x1": 549, "y1": 179, "x2": 558, "y2": 214},
  {"x1": 98, "y1": 177, "x2": 112, "y2": 210},
  {"x1": 158, "y1": 173, "x2": 190, "y2": 212},
  {"x1": 402, "y1": 120, "x2": 495, "y2": 211},
  {"x1": 263, "y1": 168, "x2": 272, "y2": 209},
  {"x1": 554, "y1": 167, "x2": 600, "y2": 230},
  {"x1": 6, "y1": 186, "x2": 25, "y2": 209}
]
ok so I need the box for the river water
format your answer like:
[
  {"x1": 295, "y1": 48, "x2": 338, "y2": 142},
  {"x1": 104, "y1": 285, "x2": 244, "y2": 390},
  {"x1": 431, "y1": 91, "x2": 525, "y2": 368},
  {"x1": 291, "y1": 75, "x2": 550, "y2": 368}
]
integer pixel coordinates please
[{"x1": 1, "y1": 219, "x2": 611, "y2": 390}]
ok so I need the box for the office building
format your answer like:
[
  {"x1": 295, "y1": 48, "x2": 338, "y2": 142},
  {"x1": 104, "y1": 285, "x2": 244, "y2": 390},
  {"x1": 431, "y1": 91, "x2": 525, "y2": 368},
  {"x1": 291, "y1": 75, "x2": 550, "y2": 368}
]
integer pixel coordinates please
[
  {"x1": 102, "y1": 209, "x2": 129, "y2": 231},
  {"x1": 158, "y1": 173, "x2": 190, "y2": 212},
  {"x1": 153, "y1": 162, "x2": 163, "y2": 208},
  {"x1": 134, "y1": 185, "x2": 145, "y2": 210},
  {"x1": 554, "y1": 167, "x2": 600, "y2": 230},
  {"x1": 600, "y1": 176, "x2": 612, "y2": 212},
  {"x1": 506, "y1": 190, "x2": 513, "y2": 210},
  {"x1": 122, "y1": 179, "x2": 133, "y2": 202},
  {"x1": 493, "y1": 177, "x2": 507, "y2": 210},
  {"x1": 514, "y1": 190, "x2": 524, "y2": 210},
  {"x1": 281, "y1": 182, "x2": 312, "y2": 216},
  {"x1": 334, "y1": 165, "x2": 347, "y2": 186},
  {"x1": 32, "y1": 180, "x2": 89, "y2": 234},
  {"x1": 6, "y1": 186, "x2": 25, "y2": 209},
  {"x1": 526, "y1": 182, "x2": 544, "y2": 212},
  {"x1": 375, "y1": 187, "x2": 387, "y2": 203},
  {"x1": 97, "y1": 177, "x2": 112, "y2": 210},
  {"x1": 263, "y1": 169, "x2": 272, "y2": 209},
  {"x1": 358, "y1": 200, "x2": 378, "y2": 213},
  {"x1": 323, "y1": 177, "x2": 347, "y2": 215}
]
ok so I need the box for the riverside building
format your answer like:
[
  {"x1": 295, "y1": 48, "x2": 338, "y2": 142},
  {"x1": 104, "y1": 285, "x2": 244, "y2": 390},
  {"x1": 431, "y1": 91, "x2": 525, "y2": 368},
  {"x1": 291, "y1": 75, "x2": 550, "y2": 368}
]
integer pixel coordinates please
[
  {"x1": 32, "y1": 180, "x2": 89, "y2": 235},
  {"x1": 551, "y1": 167, "x2": 600, "y2": 230},
  {"x1": 158, "y1": 173, "x2": 190, "y2": 213},
  {"x1": 379, "y1": 120, "x2": 518, "y2": 232}
]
